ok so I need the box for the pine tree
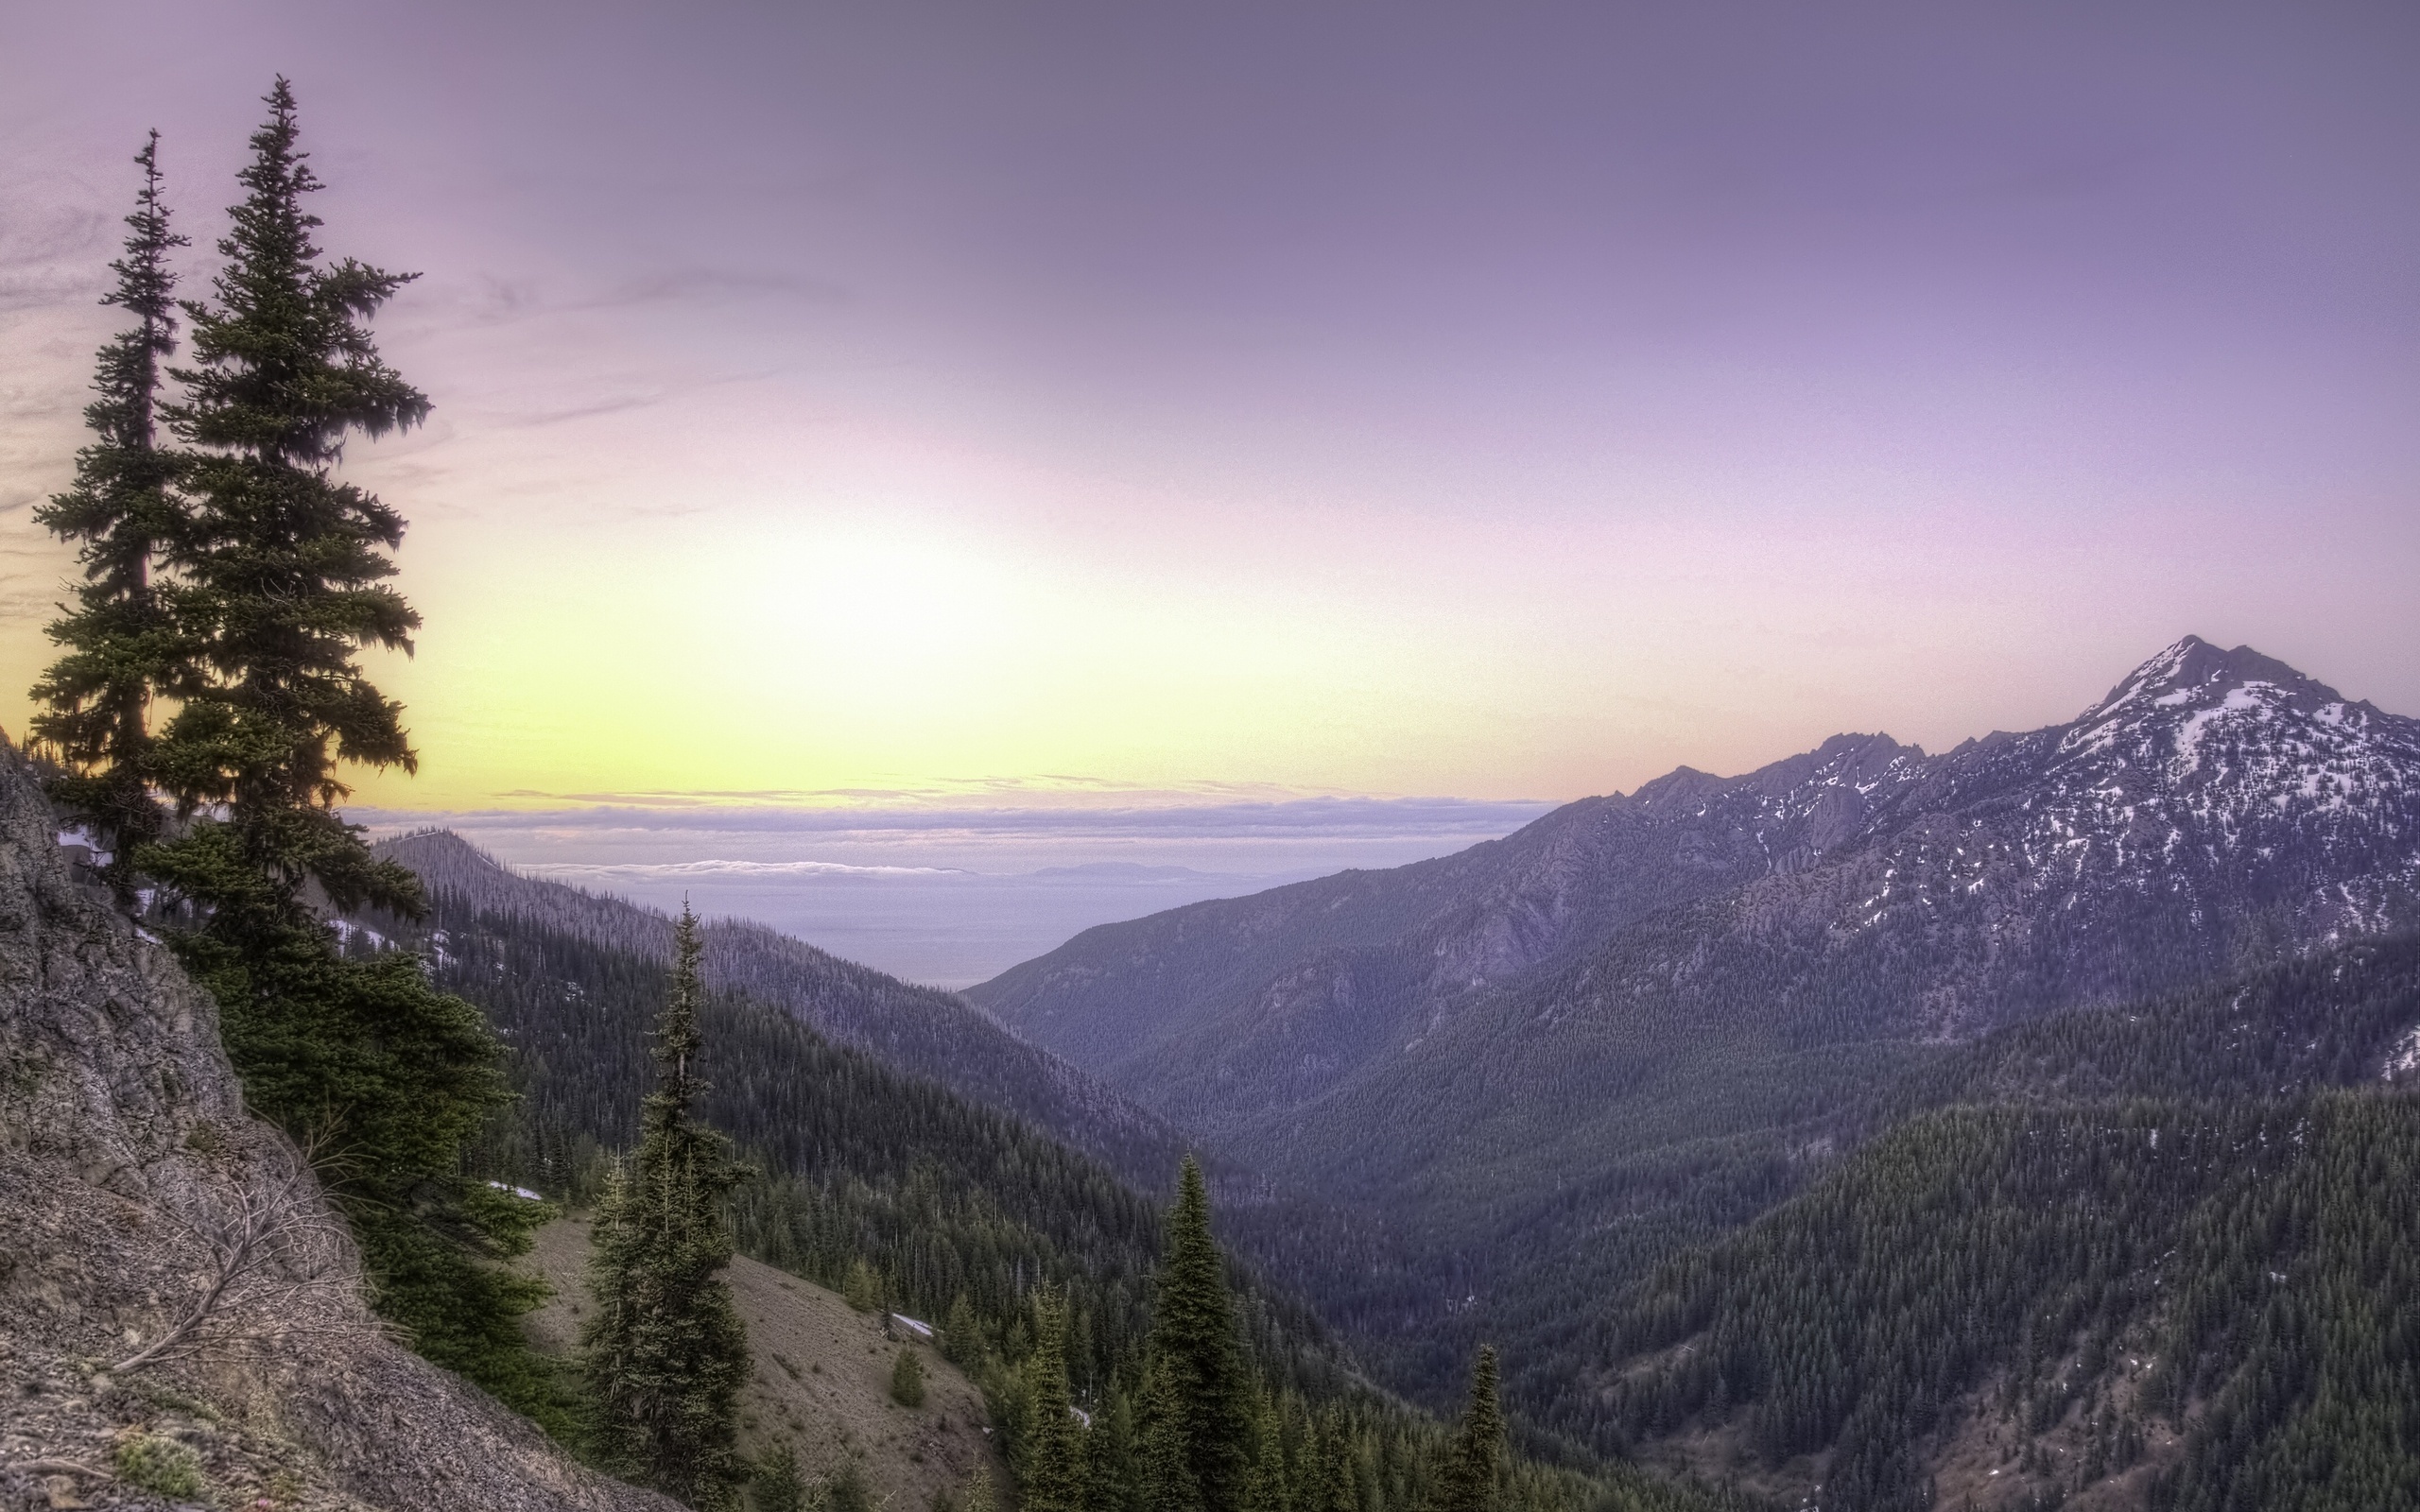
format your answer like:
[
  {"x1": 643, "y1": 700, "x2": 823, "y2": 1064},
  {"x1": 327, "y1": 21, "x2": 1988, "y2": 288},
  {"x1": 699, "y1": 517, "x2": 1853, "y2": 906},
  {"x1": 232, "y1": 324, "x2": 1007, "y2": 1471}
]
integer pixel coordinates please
[
  {"x1": 1021, "y1": 1288, "x2": 1091, "y2": 1512},
  {"x1": 1089, "y1": 1378, "x2": 1144, "y2": 1512},
  {"x1": 1142, "y1": 1354, "x2": 1208, "y2": 1512},
  {"x1": 584, "y1": 905, "x2": 752, "y2": 1509},
  {"x1": 1427, "y1": 1347, "x2": 1504, "y2": 1512},
  {"x1": 1311, "y1": 1407, "x2": 1357, "y2": 1512},
  {"x1": 942, "y1": 1291, "x2": 985, "y2": 1365},
  {"x1": 1243, "y1": 1396, "x2": 1290, "y2": 1512},
  {"x1": 88, "y1": 80, "x2": 553, "y2": 1413},
  {"x1": 1147, "y1": 1156, "x2": 1256, "y2": 1512},
  {"x1": 824, "y1": 1464, "x2": 873, "y2": 1512},
  {"x1": 752, "y1": 1443, "x2": 806, "y2": 1512},
  {"x1": 844, "y1": 1257, "x2": 884, "y2": 1313},
  {"x1": 147, "y1": 75, "x2": 428, "y2": 949},
  {"x1": 963, "y1": 1467, "x2": 999, "y2": 1512},
  {"x1": 892, "y1": 1346, "x2": 928, "y2": 1408},
  {"x1": 30, "y1": 130, "x2": 191, "y2": 902}
]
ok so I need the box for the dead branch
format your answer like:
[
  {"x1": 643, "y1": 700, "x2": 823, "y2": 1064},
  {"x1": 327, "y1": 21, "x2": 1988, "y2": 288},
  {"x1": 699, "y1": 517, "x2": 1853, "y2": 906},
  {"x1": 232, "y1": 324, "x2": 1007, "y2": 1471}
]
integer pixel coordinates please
[{"x1": 112, "y1": 1161, "x2": 356, "y2": 1374}]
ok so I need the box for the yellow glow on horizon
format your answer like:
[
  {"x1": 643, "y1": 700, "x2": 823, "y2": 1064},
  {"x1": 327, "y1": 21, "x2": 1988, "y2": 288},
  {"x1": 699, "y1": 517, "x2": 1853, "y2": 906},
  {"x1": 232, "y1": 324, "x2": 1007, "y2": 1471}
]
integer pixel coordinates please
[
  {"x1": 283, "y1": 495, "x2": 1547, "y2": 815},
  {"x1": 5, "y1": 373, "x2": 2401, "y2": 820}
]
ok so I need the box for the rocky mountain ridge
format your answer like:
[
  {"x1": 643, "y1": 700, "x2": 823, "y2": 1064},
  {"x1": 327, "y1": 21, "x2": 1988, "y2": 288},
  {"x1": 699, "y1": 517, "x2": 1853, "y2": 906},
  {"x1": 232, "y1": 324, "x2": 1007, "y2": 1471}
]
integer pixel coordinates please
[
  {"x1": 965, "y1": 638, "x2": 2420, "y2": 1433},
  {"x1": 973, "y1": 637, "x2": 2420, "y2": 1143}
]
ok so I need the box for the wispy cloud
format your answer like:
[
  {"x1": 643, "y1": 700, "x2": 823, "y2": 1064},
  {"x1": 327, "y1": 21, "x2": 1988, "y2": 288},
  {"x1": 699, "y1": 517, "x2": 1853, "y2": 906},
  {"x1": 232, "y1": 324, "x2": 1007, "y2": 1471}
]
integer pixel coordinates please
[
  {"x1": 354, "y1": 792, "x2": 1559, "y2": 843},
  {"x1": 402, "y1": 266, "x2": 848, "y2": 335},
  {"x1": 521, "y1": 857, "x2": 971, "y2": 882}
]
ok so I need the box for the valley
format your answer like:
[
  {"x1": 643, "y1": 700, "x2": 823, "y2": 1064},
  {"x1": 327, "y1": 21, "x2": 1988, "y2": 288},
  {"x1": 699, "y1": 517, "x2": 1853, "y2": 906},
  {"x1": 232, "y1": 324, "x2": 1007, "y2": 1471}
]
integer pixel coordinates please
[
  {"x1": 321, "y1": 635, "x2": 2420, "y2": 1509},
  {"x1": 964, "y1": 637, "x2": 2420, "y2": 1504},
  {"x1": 9, "y1": 19, "x2": 2413, "y2": 1508}
]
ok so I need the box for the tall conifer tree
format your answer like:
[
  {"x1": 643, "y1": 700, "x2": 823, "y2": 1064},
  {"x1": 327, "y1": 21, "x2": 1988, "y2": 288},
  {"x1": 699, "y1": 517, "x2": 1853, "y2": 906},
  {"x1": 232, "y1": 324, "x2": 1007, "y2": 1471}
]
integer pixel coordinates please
[
  {"x1": 1311, "y1": 1408, "x2": 1357, "y2": 1512},
  {"x1": 1141, "y1": 1356, "x2": 1207, "y2": 1512},
  {"x1": 31, "y1": 131, "x2": 191, "y2": 902},
  {"x1": 585, "y1": 905, "x2": 751, "y2": 1510},
  {"x1": 1088, "y1": 1379, "x2": 1143, "y2": 1512},
  {"x1": 96, "y1": 82, "x2": 544, "y2": 1409},
  {"x1": 1020, "y1": 1288, "x2": 1092, "y2": 1512},
  {"x1": 1242, "y1": 1396, "x2": 1290, "y2": 1512},
  {"x1": 1427, "y1": 1347, "x2": 1504, "y2": 1512},
  {"x1": 1145, "y1": 1156, "x2": 1257, "y2": 1512},
  {"x1": 149, "y1": 75, "x2": 427, "y2": 947}
]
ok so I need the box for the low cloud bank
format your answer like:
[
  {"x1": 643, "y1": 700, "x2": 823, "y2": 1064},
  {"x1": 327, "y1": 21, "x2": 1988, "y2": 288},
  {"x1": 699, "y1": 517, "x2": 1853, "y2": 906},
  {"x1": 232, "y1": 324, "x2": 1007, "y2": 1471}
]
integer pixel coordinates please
[
  {"x1": 352, "y1": 792, "x2": 1558, "y2": 844},
  {"x1": 346, "y1": 793, "x2": 1559, "y2": 988}
]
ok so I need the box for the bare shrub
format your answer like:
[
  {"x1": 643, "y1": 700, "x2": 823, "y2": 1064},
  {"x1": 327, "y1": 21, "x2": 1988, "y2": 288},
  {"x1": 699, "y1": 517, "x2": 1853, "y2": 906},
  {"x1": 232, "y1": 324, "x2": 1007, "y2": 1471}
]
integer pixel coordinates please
[{"x1": 112, "y1": 1160, "x2": 359, "y2": 1373}]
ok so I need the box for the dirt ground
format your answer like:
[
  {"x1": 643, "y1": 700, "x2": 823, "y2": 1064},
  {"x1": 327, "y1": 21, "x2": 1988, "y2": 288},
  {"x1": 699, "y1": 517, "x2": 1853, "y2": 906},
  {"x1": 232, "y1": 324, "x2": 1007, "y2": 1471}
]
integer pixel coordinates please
[{"x1": 520, "y1": 1219, "x2": 1005, "y2": 1509}]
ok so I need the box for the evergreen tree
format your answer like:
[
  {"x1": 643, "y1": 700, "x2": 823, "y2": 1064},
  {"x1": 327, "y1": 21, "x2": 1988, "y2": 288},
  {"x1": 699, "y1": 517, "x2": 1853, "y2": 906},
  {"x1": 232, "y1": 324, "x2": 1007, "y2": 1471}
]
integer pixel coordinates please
[
  {"x1": 147, "y1": 74, "x2": 428, "y2": 948},
  {"x1": 942, "y1": 1292, "x2": 985, "y2": 1365},
  {"x1": 844, "y1": 1257, "x2": 884, "y2": 1313},
  {"x1": 584, "y1": 905, "x2": 752, "y2": 1509},
  {"x1": 963, "y1": 1467, "x2": 999, "y2": 1512},
  {"x1": 1311, "y1": 1407, "x2": 1357, "y2": 1512},
  {"x1": 1021, "y1": 1288, "x2": 1091, "y2": 1512},
  {"x1": 1142, "y1": 1355, "x2": 1207, "y2": 1512},
  {"x1": 1089, "y1": 1379, "x2": 1144, "y2": 1512},
  {"x1": 94, "y1": 79, "x2": 552, "y2": 1412},
  {"x1": 1427, "y1": 1347, "x2": 1504, "y2": 1512},
  {"x1": 892, "y1": 1346, "x2": 928, "y2": 1408},
  {"x1": 752, "y1": 1443, "x2": 806, "y2": 1512},
  {"x1": 30, "y1": 129, "x2": 191, "y2": 902},
  {"x1": 1243, "y1": 1396, "x2": 1291, "y2": 1512},
  {"x1": 824, "y1": 1464, "x2": 873, "y2": 1512},
  {"x1": 1147, "y1": 1156, "x2": 1257, "y2": 1511}
]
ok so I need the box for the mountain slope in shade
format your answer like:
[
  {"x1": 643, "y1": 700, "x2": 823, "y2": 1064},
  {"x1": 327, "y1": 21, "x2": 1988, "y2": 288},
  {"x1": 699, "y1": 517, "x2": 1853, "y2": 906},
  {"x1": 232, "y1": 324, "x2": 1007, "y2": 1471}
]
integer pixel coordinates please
[
  {"x1": 972, "y1": 636, "x2": 2420, "y2": 1155},
  {"x1": 1592, "y1": 936, "x2": 2420, "y2": 1511},
  {"x1": 373, "y1": 831, "x2": 1189, "y2": 1191},
  {"x1": 967, "y1": 638, "x2": 2420, "y2": 1421}
]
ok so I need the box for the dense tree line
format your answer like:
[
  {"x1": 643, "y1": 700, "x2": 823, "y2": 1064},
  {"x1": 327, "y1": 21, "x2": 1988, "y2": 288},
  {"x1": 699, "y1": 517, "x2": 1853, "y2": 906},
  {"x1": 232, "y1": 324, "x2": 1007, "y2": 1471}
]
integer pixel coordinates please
[
  {"x1": 1567, "y1": 934, "x2": 2420, "y2": 1507},
  {"x1": 1593, "y1": 1091, "x2": 2420, "y2": 1510}
]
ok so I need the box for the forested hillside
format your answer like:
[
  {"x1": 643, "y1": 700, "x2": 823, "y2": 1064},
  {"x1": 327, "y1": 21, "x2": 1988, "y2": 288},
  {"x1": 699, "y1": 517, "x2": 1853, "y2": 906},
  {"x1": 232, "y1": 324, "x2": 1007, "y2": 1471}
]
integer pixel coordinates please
[
  {"x1": 390, "y1": 865, "x2": 1713, "y2": 1512},
  {"x1": 1597, "y1": 1091, "x2": 2420, "y2": 1511},
  {"x1": 1511, "y1": 928, "x2": 2420, "y2": 1507},
  {"x1": 378, "y1": 830, "x2": 1185, "y2": 1188},
  {"x1": 972, "y1": 640, "x2": 2420, "y2": 1429}
]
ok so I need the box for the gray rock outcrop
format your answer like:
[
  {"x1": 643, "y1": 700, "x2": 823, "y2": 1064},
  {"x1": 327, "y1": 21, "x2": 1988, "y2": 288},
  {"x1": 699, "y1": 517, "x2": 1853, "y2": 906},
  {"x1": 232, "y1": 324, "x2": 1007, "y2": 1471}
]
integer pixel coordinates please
[{"x1": 0, "y1": 735, "x2": 670, "y2": 1512}]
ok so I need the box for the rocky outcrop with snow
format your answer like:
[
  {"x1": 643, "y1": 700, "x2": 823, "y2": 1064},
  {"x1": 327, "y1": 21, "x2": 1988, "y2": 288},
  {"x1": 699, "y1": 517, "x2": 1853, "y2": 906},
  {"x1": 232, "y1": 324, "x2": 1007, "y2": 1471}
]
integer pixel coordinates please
[{"x1": 978, "y1": 637, "x2": 2420, "y2": 1130}]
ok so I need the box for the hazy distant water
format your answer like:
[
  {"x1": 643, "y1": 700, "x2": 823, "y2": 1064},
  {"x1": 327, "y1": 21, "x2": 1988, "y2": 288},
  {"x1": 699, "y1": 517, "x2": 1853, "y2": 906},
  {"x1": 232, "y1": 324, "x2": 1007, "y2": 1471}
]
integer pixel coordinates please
[
  {"x1": 519, "y1": 863, "x2": 1311, "y2": 989},
  {"x1": 357, "y1": 795, "x2": 1556, "y2": 990}
]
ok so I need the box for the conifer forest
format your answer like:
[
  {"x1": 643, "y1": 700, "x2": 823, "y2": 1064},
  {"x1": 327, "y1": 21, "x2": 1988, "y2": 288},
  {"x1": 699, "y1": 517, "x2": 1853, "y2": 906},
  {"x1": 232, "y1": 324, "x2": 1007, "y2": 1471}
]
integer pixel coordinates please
[{"x1": 7, "y1": 23, "x2": 2418, "y2": 1512}]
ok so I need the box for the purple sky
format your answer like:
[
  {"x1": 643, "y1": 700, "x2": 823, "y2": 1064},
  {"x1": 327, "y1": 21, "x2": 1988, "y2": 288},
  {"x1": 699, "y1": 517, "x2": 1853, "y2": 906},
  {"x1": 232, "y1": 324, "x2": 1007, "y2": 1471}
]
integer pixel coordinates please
[{"x1": 4, "y1": 2, "x2": 2417, "y2": 979}]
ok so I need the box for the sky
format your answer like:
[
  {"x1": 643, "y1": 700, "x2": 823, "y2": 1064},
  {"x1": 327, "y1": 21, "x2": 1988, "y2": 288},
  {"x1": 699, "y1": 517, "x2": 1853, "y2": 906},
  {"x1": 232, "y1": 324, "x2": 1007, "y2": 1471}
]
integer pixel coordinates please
[{"x1": 3, "y1": 2, "x2": 2416, "y2": 983}]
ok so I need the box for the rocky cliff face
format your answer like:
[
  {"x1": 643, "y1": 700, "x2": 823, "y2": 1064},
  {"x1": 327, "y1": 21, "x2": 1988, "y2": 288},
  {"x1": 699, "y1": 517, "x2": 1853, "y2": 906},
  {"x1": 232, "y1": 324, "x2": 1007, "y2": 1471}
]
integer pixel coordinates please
[{"x1": 0, "y1": 737, "x2": 670, "y2": 1512}]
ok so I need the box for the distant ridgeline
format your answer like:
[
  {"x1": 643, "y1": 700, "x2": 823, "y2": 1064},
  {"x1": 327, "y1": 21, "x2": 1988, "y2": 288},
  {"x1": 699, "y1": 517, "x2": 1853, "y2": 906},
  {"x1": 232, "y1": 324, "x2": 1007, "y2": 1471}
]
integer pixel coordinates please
[
  {"x1": 367, "y1": 835, "x2": 1711, "y2": 1512},
  {"x1": 967, "y1": 638, "x2": 2420, "y2": 1508},
  {"x1": 377, "y1": 831, "x2": 1188, "y2": 1191}
]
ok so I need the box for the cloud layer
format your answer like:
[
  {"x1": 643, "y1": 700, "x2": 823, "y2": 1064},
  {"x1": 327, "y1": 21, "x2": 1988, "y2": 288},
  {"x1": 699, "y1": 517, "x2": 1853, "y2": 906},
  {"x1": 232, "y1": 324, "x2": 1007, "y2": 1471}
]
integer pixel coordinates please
[{"x1": 357, "y1": 792, "x2": 1556, "y2": 987}]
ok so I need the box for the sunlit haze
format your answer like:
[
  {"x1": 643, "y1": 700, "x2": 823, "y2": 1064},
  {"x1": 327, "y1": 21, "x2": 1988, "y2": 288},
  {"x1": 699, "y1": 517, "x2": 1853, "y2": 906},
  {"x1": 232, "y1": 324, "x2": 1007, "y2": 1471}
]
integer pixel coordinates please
[{"x1": 4, "y1": 2, "x2": 2415, "y2": 980}]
